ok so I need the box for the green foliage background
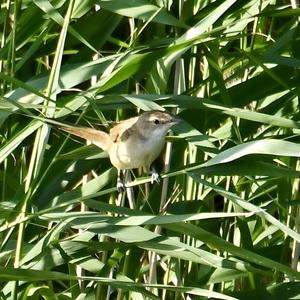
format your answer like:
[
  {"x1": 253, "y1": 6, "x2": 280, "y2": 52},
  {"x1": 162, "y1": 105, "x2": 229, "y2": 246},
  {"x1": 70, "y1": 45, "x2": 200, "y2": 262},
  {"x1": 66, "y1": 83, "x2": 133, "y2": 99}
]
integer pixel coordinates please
[{"x1": 1, "y1": 0, "x2": 300, "y2": 299}]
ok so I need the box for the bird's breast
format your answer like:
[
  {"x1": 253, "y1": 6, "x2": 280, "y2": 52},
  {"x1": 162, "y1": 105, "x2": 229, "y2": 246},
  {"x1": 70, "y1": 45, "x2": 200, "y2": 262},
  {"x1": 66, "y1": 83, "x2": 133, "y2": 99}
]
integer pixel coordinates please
[{"x1": 108, "y1": 135, "x2": 165, "y2": 170}]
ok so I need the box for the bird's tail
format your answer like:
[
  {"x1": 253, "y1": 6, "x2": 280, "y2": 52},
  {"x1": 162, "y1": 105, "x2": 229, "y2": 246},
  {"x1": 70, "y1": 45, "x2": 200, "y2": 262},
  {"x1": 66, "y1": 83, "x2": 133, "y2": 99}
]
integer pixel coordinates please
[
  {"x1": 60, "y1": 126, "x2": 111, "y2": 151},
  {"x1": 18, "y1": 114, "x2": 111, "y2": 151}
]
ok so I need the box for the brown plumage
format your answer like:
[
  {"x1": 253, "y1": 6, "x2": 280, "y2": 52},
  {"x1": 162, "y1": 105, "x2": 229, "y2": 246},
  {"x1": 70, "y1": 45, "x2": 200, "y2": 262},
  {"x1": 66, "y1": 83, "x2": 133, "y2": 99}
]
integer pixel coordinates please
[{"x1": 60, "y1": 110, "x2": 180, "y2": 191}]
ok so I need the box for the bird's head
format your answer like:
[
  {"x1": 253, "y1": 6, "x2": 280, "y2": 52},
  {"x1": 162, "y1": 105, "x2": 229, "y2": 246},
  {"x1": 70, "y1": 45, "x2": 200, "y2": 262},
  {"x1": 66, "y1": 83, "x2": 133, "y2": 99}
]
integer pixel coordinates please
[{"x1": 137, "y1": 110, "x2": 180, "y2": 138}]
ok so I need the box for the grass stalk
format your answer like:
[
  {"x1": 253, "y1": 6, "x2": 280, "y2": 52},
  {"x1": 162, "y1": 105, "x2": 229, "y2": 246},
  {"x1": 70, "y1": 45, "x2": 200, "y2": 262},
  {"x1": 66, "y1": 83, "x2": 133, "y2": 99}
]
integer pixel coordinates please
[{"x1": 11, "y1": 2, "x2": 75, "y2": 298}]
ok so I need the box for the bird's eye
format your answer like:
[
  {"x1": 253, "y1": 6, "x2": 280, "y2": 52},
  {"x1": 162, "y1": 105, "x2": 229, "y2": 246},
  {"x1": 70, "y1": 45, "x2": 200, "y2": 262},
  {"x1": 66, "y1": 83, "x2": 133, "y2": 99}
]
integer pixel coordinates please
[{"x1": 153, "y1": 119, "x2": 160, "y2": 125}]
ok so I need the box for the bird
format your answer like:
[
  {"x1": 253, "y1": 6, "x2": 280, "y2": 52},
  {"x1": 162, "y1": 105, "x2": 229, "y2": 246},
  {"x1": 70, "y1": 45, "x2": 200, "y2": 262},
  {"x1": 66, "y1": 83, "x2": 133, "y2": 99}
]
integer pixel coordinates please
[{"x1": 59, "y1": 110, "x2": 180, "y2": 192}]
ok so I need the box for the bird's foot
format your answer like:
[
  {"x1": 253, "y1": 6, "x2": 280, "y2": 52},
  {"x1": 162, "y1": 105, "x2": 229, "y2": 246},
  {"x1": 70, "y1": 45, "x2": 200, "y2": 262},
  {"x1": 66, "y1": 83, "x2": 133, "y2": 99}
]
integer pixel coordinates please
[
  {"x1": 117, "y1": 176, "x2": 124, "y2": 193},
  {"x1": 150, "y1": 170, "x2": 160, "y2": 184}
]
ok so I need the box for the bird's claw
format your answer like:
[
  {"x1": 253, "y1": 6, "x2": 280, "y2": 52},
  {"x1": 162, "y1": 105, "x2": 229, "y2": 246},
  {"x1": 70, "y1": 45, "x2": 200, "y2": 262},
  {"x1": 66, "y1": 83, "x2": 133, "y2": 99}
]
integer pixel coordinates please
[
  {"x1": 117, "y1": 177, "x2": 124, "y2": 193},
  {"x1": 150, "y1": 170, "x2": 160, "y2": 184}
]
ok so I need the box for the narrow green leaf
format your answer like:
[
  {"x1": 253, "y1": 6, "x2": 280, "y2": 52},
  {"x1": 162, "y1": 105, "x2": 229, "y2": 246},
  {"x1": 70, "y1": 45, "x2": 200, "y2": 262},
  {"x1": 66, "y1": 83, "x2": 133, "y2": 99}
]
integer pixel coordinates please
[
  {"x1": 98, "y1": 0, "x2": 187, "y2": 28},
  {"x1": 0, "y1": 120, "x2": 42, "y2": 164},
  {"x1": 203, "y1": 140, "x2": 300, "y2": 167},
  {"x1": 190, "y1": 175, "x2": 300, "y2": 245}
]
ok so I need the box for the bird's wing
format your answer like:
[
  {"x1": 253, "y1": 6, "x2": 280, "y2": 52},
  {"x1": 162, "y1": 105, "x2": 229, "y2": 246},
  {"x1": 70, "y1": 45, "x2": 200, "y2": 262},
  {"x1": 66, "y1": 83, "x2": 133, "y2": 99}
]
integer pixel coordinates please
[
  {"x1": 60, "y1": 126, "x2": 111, "y2": 151},
  {"x1": 109, "y1": 116, "x2": 138, "y2": 143}
]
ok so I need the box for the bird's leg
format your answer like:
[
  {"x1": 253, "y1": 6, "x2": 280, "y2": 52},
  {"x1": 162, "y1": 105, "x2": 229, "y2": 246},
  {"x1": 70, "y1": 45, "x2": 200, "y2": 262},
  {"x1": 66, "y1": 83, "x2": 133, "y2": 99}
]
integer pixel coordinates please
[
  {"x1": 150, "y1": 167, "x2": 160, "y2": 184},
  {"x1": 124, "y1": 170, "x2": 136, "y2": 209},
  {"x1": 117, "y1": 169, "x2": 125, "y2": 193}
]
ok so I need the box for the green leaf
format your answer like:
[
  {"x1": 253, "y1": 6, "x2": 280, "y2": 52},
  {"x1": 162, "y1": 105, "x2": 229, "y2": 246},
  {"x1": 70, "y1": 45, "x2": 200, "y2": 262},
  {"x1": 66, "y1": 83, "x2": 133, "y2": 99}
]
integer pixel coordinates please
[
  {"x1": 0, "y1": 120, "x2": 42, "y2": 164},
  {"x1": 98, "y1": 0, "x2": 187, "y2": 28},
  {"x1": 203, "y1": 139, "x2": 300, "y2": 167}
]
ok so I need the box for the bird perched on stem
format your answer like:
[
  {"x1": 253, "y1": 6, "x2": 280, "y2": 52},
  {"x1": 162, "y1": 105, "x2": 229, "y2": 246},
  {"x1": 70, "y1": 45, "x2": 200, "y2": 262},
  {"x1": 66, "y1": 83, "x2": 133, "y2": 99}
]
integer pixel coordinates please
[{"x1": 60, "y1": 110, "x2": 180, "y2": 192}]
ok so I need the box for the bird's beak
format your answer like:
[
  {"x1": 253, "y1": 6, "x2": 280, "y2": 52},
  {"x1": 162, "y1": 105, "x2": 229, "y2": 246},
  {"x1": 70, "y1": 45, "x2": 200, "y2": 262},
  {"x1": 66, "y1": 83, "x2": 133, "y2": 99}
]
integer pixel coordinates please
[{"x1": 171, "y1": 116, "x2": 181, "y2": 125}]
